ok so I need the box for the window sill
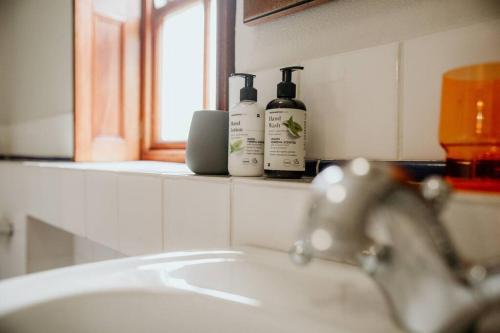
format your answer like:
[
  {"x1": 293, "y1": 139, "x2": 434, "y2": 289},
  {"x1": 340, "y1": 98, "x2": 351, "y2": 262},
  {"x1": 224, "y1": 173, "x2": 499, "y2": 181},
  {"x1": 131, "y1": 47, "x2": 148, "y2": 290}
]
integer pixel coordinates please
[
  {"x1": 16, "y1": 160, "x2": 313, "y2": 187},
  {"x1": 142, "y1": 149, "x2": 186, "y2": 163}
]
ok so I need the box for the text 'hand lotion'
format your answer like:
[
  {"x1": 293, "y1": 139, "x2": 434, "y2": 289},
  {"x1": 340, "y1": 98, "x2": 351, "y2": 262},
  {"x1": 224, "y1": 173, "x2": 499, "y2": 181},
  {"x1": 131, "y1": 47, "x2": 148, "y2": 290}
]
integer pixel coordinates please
[{"x1": 228, "y1": 73, "x2": 265, "y2": 176}]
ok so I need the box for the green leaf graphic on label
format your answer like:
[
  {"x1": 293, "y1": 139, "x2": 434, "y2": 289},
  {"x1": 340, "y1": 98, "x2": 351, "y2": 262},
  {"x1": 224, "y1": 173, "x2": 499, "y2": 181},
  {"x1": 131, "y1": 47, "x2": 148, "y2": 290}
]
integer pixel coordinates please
[
  {"x1": 282, "y1": 116, "x2": 303, "y2": 138},
  {"x1": 230, "y1": 139, "x2": 244, "y2": 154}
]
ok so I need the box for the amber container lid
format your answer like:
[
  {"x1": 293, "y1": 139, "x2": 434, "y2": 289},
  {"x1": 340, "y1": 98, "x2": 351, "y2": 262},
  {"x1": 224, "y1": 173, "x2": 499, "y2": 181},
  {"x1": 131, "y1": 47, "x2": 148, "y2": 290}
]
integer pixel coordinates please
[{"x1": 439, "y1": 62, "x2": 500, "y2": 192}]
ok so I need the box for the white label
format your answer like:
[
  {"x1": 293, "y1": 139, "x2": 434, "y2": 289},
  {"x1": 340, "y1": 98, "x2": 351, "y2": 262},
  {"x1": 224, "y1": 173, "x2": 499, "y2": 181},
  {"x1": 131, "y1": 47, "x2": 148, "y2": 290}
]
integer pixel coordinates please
[
  {"x1": 229, "y1": 108, "x2": 264, "y2": 169},
  {"x1": 264, "y1": 108, "x2": 306, "y2": 171}
]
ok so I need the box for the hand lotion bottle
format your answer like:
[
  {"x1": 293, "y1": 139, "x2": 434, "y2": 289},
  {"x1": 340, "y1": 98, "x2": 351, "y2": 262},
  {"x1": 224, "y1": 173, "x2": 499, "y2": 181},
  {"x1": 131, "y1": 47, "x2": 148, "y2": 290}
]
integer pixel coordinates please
[
  {"x1": 228, "y1": 73, "x2": 265, "y2": 176},
  {"x1": 264, "y1": 66, "x2": 306, "y2": 179}
]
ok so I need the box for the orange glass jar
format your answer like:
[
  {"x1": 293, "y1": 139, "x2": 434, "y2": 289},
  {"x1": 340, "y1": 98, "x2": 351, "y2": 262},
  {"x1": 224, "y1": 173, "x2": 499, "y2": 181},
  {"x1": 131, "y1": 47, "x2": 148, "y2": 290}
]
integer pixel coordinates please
[{"x1": 439, "y1": 62, "x2": 500, "y2": 192}]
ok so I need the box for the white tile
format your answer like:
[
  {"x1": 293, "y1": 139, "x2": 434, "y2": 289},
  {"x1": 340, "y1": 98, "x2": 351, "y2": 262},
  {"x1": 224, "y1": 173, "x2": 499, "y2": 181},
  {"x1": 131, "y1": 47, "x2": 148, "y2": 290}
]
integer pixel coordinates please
[
  {"x1": 300, "y1": 43, "x2": 399, "y2": 160},
  {"x1": 24, "y1": 165, "x2": 55, "y2": 224},
  {"x1": 0, "y1": 125, "x2": 8, "y2": 155},
  {"x1": 443, "y1": 192, "x2": 500, "y2": 263},
  {"x1": 6, "y1": 113, "x2": 73, "y2": 157},
  {"x1": 118, "y1": 174, "x2": 162, "y2": 256},
  {"x1": 401, "y1": 19, "x2": 500, "y2": 160},
  {"x1": 23, "y1": 165, "x2": 52, "y2": 224},
  {"x1": 0, "y1": 163, "x2": 7, "y2": 214},
  {"x1": 0, "y1": 213, "x2": 28, "y2": 279},
  {"x1": 85, "y1": 171, "x2": 119, "y2": 250},
  {"x1": 33, "y1": 167, "x2": 61, "y2": 227},
  {"x1": 73, "y1": 235, "x2": 94, "y2": 265},
  {"x1": 91, "y1": 241, "x2": 125, "y2": 262},
  {"x1": 74, "y1": 236, "x2": 125, "y2": 263},
  {"x1": 231, "y1": 180, "x2": 311, "y2": 252},
  {"x1": 0, "y1": 163, "x2": 28, "y2": 215},
  {"x1": 60, "y1": 169, "x2": 86, "y2": 237},
  {"x1": 26, "y1": 217, "x2": 74, "y2": 274},
  {"x1": 253, "y1": 67, "x2": 281, "y2": 109},
  {"x1": 163, "y1": 178, "x2": 230, "y2": 250}
]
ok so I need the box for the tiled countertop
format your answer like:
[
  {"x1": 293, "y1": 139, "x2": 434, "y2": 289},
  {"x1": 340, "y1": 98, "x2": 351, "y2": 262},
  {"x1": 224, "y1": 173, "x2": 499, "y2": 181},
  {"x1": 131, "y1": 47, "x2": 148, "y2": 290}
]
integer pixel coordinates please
[{"x1": 0, "y1": 161, "x2": 498, "y2": 275}]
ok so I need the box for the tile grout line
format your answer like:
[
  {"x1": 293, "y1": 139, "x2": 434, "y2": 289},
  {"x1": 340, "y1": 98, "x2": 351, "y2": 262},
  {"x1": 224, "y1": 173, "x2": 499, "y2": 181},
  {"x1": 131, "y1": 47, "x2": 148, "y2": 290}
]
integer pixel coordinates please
[
  {"x1": 82, "y1": 169, "x2": 88, "y2": 256},
  {"x1": 83, "y1": 170, "x2": 90, "y2": 249},
  {"x1": 161, "y1": 177, "x2": 166, "y2": 251},
  {"x1": 114, "y1": 172, "x2": 120, "y2": 254},
  {"x1": 228, "y1": 179, "x2": 234, "y2": 247},
  {"x1": 396, "y1": 41, "x2": 404, "y2": 161}
]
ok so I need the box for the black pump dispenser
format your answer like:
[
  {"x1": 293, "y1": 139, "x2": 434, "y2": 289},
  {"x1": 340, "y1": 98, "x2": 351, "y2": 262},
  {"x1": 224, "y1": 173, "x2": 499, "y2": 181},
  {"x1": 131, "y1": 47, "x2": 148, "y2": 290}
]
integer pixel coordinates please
[
  {"x1": 277, "y1": 66, "x2": 303, "y2": 98},
  {"x1": 265, "y1": 65, "x2": 306, "y2": 179},
  {"x1": 231, "y1": 73, "x2": 257, "y2": 102}
]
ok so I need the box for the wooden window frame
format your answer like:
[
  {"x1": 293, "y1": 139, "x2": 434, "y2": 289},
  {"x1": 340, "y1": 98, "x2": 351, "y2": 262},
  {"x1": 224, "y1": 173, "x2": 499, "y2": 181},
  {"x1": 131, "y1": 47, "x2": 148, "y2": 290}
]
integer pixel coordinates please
[{"x1": 141, "y1": 0, "x2": 235, "y2": 162}]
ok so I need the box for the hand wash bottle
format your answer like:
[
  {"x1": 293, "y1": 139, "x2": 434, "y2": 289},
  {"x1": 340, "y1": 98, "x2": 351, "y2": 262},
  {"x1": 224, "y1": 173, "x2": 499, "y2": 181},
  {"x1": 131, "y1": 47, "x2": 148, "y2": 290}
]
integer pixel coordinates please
[
  {"x1": 264, "y1": 66, "x2": 306, "y2": 179},
  {"x1": 228, "y1": 73, "x2": 265, "y2": 176}
]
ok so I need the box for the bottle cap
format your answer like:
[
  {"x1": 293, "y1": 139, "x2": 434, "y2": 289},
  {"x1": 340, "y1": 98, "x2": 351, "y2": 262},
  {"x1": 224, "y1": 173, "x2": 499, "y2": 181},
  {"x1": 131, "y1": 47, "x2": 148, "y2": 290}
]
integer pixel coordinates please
[
  {"x1": 278, "y1": 66, "x2": 303, "y2": 98},
  {"x1": 230, "y1": 73, "x2": 257, "y2": 102}
]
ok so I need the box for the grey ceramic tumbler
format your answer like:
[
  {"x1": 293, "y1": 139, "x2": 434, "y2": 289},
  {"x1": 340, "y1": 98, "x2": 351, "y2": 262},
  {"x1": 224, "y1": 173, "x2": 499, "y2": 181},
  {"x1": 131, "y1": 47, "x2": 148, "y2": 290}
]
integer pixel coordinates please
[{"x1": 186, "y1": 110, "x2": 229, "y2": 175}]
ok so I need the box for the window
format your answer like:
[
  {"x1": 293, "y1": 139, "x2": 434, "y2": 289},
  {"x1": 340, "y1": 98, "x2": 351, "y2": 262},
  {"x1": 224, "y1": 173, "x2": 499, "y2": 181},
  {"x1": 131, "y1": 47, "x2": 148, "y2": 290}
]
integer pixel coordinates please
[
  {"x1": 159, "y1": 0, "x2": 213, "y2": 142},
  {"x1": 142, "y1": 0, "x2": 235, "y2": 162},
  {"x1": 74, "y1": 0, "x2": 234, "y2": 162}
]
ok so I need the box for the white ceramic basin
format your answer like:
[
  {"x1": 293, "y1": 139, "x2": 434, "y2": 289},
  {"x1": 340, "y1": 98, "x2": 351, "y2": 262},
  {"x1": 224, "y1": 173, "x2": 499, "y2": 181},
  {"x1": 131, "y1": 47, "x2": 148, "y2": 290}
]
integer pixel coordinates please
[{"x1": 0, "y1": 247, "x2": 403, "y2": 332}]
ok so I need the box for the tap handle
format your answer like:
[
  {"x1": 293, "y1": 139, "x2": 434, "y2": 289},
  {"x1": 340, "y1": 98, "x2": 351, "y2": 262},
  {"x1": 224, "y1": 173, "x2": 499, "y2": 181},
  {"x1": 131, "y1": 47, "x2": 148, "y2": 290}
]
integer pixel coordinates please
[{"x1": 420, "y1": 176, "x2": 452, "y2": 212}]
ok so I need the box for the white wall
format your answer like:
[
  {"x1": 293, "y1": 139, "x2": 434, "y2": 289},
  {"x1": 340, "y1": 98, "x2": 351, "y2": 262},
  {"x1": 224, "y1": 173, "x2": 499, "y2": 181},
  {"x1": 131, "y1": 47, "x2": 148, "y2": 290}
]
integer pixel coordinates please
[
  {"x1": 0, "y1": 125, "x2": 7, "y2": 155},
  {"x1": 232, "y1": 0, "x2": 500, "y2": 160},
  {"x1": 0, "y1": 0, "x2": 74, "y2": 157},
  {"x1": 235, "y1": 0, "x2": 500, "y2": 72},
  {"x1": 6, "y1": 113, "x2": 74, "y2": 157}
]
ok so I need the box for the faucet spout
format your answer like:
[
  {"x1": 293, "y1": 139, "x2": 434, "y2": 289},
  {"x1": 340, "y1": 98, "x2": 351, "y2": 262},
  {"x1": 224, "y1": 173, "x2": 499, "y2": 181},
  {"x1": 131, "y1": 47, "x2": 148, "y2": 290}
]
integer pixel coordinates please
[{"x1": 291, "y1": 158, "x2": 500, "y2": 333}]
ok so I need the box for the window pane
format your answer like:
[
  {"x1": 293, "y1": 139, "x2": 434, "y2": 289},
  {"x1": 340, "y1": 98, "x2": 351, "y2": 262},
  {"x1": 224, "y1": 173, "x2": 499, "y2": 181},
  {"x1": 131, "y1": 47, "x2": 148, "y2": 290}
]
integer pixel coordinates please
[
  {"x1": 208, "y1": 0, "x2": 217, "y2": 109},
  {"x1": 153, "y1": 0, "x2": 168, "y2": 9},
  {"x1": 159, "y1": 2, "x2": 204, "y2": 142}
]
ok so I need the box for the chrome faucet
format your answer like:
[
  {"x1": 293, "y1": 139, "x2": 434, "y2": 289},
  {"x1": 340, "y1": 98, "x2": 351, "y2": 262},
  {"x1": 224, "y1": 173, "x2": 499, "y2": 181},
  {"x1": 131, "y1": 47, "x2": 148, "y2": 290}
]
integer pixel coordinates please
[{"x1": 290, "y1": 158, "x2": 500, "y2": 333}]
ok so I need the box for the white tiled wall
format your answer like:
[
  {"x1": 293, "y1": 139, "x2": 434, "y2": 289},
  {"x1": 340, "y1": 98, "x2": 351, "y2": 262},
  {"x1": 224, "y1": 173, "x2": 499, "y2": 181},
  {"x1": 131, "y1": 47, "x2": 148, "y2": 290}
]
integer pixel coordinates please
[
  {"x1": 301, "y1": 43, "x2": 398, "y2": 160},
  {"x1": 0, "y1": 125, "x2": 7, "y2": 155},
  {"x1": 38, "y1": 168, "x2": 61, "y2": 227},
  {"x1": 60, "y1": 169, "x2": 86, "y2": 237},
  {"x1": 230, "y1": 19, "x2": 500, "y2": 161},
  {"x1": 118, "y1": 174, "x2": 163, "y2": 256},
  {"x1": 0, "y1": 162, "x2": 312, "y2": 278},
  {"x1": 163, "y1": 177, "x2": 231, "y2": 250},
  {"x1": 0, "y1": 163, "x2": 28, "y2": 215},
  {"x1": 0, "y1": 214, "x2": 27, "y2": 278},
  {"x1": 401, "y1": 20, "x2": 500, "y2": 160},
  {"x1": 3, "y1": 113, "x2": 74, "y2": 158},
  {"x1": 0, "y1": 163, "x2": 235, "y2": 278},
  {"x1": 26, "y1": 217, "x2": 74, "y2": 273},
  {"x1": 0, "y1": 163, "x2": 31, "y2": 278},
  {"x1": 1, "y1": 162, "x2": 500, "y2": 280},
  {"x1": 443, "y1": 193, "x2": 500, "y2": 263},
  {"x1": 85, "y1": 171, "x2": 119, "y2": 251},
  {"x1": 231, "y1": 179, "x2": 310, "y2": 252},
  {"x1": 73, "y1": 236, "x2": 124, "y2": 265}
]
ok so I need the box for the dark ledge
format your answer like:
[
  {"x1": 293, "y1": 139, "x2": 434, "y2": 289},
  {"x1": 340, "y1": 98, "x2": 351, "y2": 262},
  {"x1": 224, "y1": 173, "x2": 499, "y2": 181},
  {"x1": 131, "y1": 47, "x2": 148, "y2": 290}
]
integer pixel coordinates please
[
  {"x1": 305, "y1": 159, "x2": 445, "y2": 181},
  {"x1": 0, "y1": 155, "x2": 73, "y2": 162}
]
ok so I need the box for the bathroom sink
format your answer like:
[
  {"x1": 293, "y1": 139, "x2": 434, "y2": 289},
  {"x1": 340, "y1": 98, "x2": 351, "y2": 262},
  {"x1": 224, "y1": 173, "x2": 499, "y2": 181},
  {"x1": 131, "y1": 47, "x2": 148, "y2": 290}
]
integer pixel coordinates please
[{"x1": 0, "y1": 247, "x2": 402, "y2": 332}]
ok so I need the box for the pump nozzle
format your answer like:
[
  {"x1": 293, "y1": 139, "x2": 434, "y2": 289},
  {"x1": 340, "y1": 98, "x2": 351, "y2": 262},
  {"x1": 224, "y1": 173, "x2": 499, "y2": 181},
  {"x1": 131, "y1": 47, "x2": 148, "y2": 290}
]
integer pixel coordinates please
[
  {"x1": 230, "y1": 73, "x2": 257, "y2": 102},
  {"x1": 278, "y1": 66, "x2": 304, "y2": 98}
]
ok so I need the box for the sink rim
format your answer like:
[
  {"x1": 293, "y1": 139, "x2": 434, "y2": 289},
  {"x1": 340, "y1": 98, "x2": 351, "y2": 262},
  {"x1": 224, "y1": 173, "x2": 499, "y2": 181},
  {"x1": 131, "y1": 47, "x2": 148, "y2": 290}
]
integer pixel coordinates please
[{"x1": 0, "y1": 246, "x2": 403, "y2": 333}]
